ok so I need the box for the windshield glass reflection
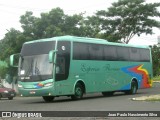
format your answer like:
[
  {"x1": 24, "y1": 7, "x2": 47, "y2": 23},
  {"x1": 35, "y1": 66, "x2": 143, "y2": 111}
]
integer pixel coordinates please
[{"x1": 19, "y1": 54, "x2": 52, "y2": 79}]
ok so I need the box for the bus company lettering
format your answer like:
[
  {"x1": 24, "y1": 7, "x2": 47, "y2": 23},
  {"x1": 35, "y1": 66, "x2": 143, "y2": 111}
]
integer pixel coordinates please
[
  {"x1": 103, "y1": 64, "x2": 120, "y2": 71},
  {"x1": 81, "y1": 64, "x2": 120, "y2": 73},
  {"x1": 81, "y1": 64, "x2": 100, "y2": 73}
]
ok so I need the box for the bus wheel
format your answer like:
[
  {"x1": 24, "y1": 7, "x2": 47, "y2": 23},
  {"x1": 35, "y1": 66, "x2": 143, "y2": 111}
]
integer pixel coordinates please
[
  {"x1": 125, "y1": 81, "x2": 138, "y2": 95},
  {"x1": 71, "y1": 83, "x2": 83, "y2": 100},
  {"x1": 42, "y1": 96, "x2": 54, "y2": 102},
  {"x1": 102, "y1": 91, "x2": 114, "y2": 96}
]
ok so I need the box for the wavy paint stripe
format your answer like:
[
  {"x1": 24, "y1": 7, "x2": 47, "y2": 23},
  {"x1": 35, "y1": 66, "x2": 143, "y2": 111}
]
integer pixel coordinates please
[{"x1": 121, "y1": 64, "x2": 151, "y2": 89}]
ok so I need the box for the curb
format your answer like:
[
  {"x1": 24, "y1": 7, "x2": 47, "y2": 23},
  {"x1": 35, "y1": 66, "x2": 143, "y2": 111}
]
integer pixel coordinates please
[{"x1": 132, "y1": 95, "x2": 160, "y2": 101}]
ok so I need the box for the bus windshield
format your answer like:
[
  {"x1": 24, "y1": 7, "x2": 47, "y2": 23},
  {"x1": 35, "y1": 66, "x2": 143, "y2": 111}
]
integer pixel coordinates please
[{"x1": 19, "y1": 41, "x2": 55, "y2": 82}]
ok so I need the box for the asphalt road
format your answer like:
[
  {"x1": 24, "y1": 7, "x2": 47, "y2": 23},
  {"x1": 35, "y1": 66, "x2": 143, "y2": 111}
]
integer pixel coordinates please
[{"x1": 0, "y1": 82, "x2": 160, "y2": 112}]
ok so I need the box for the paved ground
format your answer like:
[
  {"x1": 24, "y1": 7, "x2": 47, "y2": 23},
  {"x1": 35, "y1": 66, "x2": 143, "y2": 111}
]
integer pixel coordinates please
[{"x1": 0, "y1": 82, "x2": 160, "y2": 120}]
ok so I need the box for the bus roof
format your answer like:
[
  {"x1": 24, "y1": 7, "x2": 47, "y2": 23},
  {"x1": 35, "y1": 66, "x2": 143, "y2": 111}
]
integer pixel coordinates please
[{"x1": 24, "y1": 35, "x2": 150, "y2": 49}]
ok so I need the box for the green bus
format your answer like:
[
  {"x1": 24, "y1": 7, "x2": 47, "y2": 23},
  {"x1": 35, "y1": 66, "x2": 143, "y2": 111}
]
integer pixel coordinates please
[{"x1": 10, "y1": 36, "x2": 152, "y2": 102}]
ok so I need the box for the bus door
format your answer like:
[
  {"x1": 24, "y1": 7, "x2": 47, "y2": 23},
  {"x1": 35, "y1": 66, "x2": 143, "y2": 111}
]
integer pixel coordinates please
[{"x1": 55, "y1": 41, "x2": 71, "y2": 95}]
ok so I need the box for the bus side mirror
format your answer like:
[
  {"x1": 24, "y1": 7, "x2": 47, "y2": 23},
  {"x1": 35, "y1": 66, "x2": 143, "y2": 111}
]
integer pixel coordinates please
[
  {"x1": 49, "y1": 50, "x2": 58, "y2": 63},
  {"x1": 10, "y1": 53, "x2": 20, "y2": 67}
]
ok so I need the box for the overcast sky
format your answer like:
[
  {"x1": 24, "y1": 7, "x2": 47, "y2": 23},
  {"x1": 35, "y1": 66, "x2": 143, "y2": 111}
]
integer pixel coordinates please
[{"x1": 0, "y1": 0, "x2": 160, "y2": 45}]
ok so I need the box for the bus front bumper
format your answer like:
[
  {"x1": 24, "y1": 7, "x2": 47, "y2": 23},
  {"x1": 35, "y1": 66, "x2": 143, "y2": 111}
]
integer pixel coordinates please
[{"x1": 18, "y1": 86, "x2": 54, "y2": 97}]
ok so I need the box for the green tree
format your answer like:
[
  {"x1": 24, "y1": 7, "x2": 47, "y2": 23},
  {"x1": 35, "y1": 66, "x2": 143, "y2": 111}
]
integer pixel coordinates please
[
  {"x1": 77, "y1": 15, "x2": 101, "y2": 38},
  {"x1": 0, "y1": 61, "x2": 8, "y2": 79},
  {"x1": 151, "y1": 45, "x2": 160, "y2": 76},
  {"x1": 20, "y1": 8, "x2": 86, "y2": 39},
  {"x1": 96, "y1": 0, "x2": 160, "y2": 43},
  {"x1": 0, "y1": 28, "x2": 23, "y2": 60},
  {"x1": 20, "y1": 11, "x2": 37, "y2": 38},
  {"x1": 0, "y1": 28, "x2": 22, "y2": 79}
]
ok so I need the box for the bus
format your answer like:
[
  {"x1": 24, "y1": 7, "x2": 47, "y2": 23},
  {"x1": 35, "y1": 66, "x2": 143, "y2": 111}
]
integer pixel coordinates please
[{"x1": 10, "y1": 35, "x2": 152, "y2": 102}]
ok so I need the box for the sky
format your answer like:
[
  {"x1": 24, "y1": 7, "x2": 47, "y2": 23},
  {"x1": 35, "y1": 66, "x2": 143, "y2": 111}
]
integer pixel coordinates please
[{"x1": 0, "y1": 0, "x2": 160, "y2": 45}]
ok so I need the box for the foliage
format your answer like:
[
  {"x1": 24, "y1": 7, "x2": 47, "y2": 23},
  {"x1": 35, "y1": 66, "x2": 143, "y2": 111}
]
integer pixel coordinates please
[
  {"x1": 0, "y1": 28, "x2": 24, "y2": 60},
  {"x1": 152, "y1": 76, "x2": 160, "y2": 81},
  {"x1": 19, "y1": 8, "x2": 86, "y2": 39},
  {"x1": 151, "y1": 45, "x2": 160, "y2": 76},
  {"x1": 0, "y1": 66, "x2": 7, "y2": 79},
  {"x1": 95, "y1": 0, "x2": 160, "y2": 43}
]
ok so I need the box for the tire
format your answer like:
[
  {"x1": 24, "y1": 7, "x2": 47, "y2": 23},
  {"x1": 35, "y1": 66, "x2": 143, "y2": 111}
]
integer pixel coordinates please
[
  {"x1": 8, "y1": 97, "x2": 13, "y2": 100},
  {"x1": 42, "y1": 96, "x2": 54, "y2": 102},
  {"x1": 71, "y1": 83, "x2": 84, "y2": 100},
  {"x1": 102, "y1": 91, "x2": 114, "y2": 96},
  {"x1": 125, "y1": 81, "x2": 138, "y2": 95}
]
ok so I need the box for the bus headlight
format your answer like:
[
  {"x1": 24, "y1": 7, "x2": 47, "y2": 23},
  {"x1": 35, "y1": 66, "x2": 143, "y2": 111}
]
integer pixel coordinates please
[
  {"x1": 44, "y1": 82, "x2": 52, "y2": 87},
  {"x1": 18, "y1": 84, "x2": 23, "y2": 88}
]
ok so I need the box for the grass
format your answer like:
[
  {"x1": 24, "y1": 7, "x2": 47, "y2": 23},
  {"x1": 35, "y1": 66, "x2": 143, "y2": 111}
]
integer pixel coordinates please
[
  {"x1": 145, "y1": 98, "x2": 160, "y2": 101},
  {"x1": 132, "y1": 95, "x2": 160, "y2": 102},
  {"x1": 152, "y1": 76, "x2": 160, "y2": 81}
]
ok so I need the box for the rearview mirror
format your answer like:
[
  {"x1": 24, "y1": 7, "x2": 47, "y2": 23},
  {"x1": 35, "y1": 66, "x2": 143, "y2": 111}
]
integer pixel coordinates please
[
  {"x1": 10, "y1": 53, "x2": 20, "y2": 67},
  {"x1": 49, "y1": 50, "x2": 58, "y2": 63}
]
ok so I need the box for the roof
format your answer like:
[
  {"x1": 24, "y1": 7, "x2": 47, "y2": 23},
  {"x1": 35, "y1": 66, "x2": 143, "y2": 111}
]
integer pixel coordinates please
[
  {"x1": 24, "y1": 35, "x2": 150, "y2": 49},
  {"x1": 25, "y1": 35, "x2": 108, "y2": 44}
]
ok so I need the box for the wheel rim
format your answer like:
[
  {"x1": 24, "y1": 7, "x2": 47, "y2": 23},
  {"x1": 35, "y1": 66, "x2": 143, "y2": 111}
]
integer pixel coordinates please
[
  {"x1": 75, "y1": 87, "x2": 82, "y2": 98},
  {"x1": 133, "y1": 86, "x2": 137, "y2": 94},
  {"x1": 132, "y1": 83, "x2": 137, "y2": 94}
]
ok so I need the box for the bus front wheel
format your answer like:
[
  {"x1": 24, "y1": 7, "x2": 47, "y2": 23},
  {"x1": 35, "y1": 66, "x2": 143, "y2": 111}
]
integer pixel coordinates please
[
  {"x1": 71, "y1": 83, "x2": 84, "y2": 100},
  {"x1": 42, "y1": 96, "x2": 54, "y2": 102}
]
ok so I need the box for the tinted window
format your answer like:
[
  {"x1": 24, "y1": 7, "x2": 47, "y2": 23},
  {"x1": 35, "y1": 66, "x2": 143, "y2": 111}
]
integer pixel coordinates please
[
  {"x1": 89, "y1": 44, "x2": 103, "y2": 60},
  {"x1": 140, "y1": 49, "x2": 150, "y2": 62},
  {"x1": 129, "y1": 48, "x2": 140, "y2": 61},
  {"x1": 73, "y1": 42, "x2": 150, "y2": 62},
  {"x1": 73, "y1": 42, "x2": 89, "y2": 60},
  {"x1": 21, "y1": 41, "x2": 55, "y2": 56},
  {"x1": 117, "y1": 47, "x2": 130, "y2": 61},
  {"x1": 104, "y1": 45, "x2": 117, "y2": 61}
]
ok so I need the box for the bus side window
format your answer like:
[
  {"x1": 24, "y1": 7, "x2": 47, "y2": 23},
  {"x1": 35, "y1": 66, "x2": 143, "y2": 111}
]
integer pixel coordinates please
[
  {"x1": 89, "y1": 44, "x2": 103, "y2": 60},
  {"x1": 117, "y1": 47, "x2": 130, "y2": 61},
  {"x1": 129, "y1": 48, "x2": 140, "y2": 62},
  {"x1": 104, "y1": 45, "x2": 117, "y2": 61},
  {"x1": 140, "y1": 49, "x2": 150, "y2": 62},
  {"x1": 73, "y1": 42, "x2": 89, "y2": 60}
]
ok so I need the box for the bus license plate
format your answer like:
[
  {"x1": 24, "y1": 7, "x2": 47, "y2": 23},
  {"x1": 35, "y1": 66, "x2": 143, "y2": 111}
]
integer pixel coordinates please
[{"x1": 30, "y1": 91, "x2": 36, "y2": 94}]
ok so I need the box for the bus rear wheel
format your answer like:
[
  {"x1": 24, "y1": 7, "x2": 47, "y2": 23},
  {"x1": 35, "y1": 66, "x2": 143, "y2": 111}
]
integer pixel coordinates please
[
  {"x1": 125, "y1": 81, "x2": 138, "y2": 95},
  {"x1": 71, "y1": 83, "x2": 84, "y2": 100},
  {"x1": 42, "y1": 96, "x2": 54, "y2": 102}
]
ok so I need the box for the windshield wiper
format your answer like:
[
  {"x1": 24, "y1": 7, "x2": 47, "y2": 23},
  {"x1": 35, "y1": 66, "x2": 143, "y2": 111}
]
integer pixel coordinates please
[
  {"x1": 23, "y1": 58, "x2": 33, "y2": 77},
  {"x1": 35, "y1": 61, "x2": 42, "y2": 80}
]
